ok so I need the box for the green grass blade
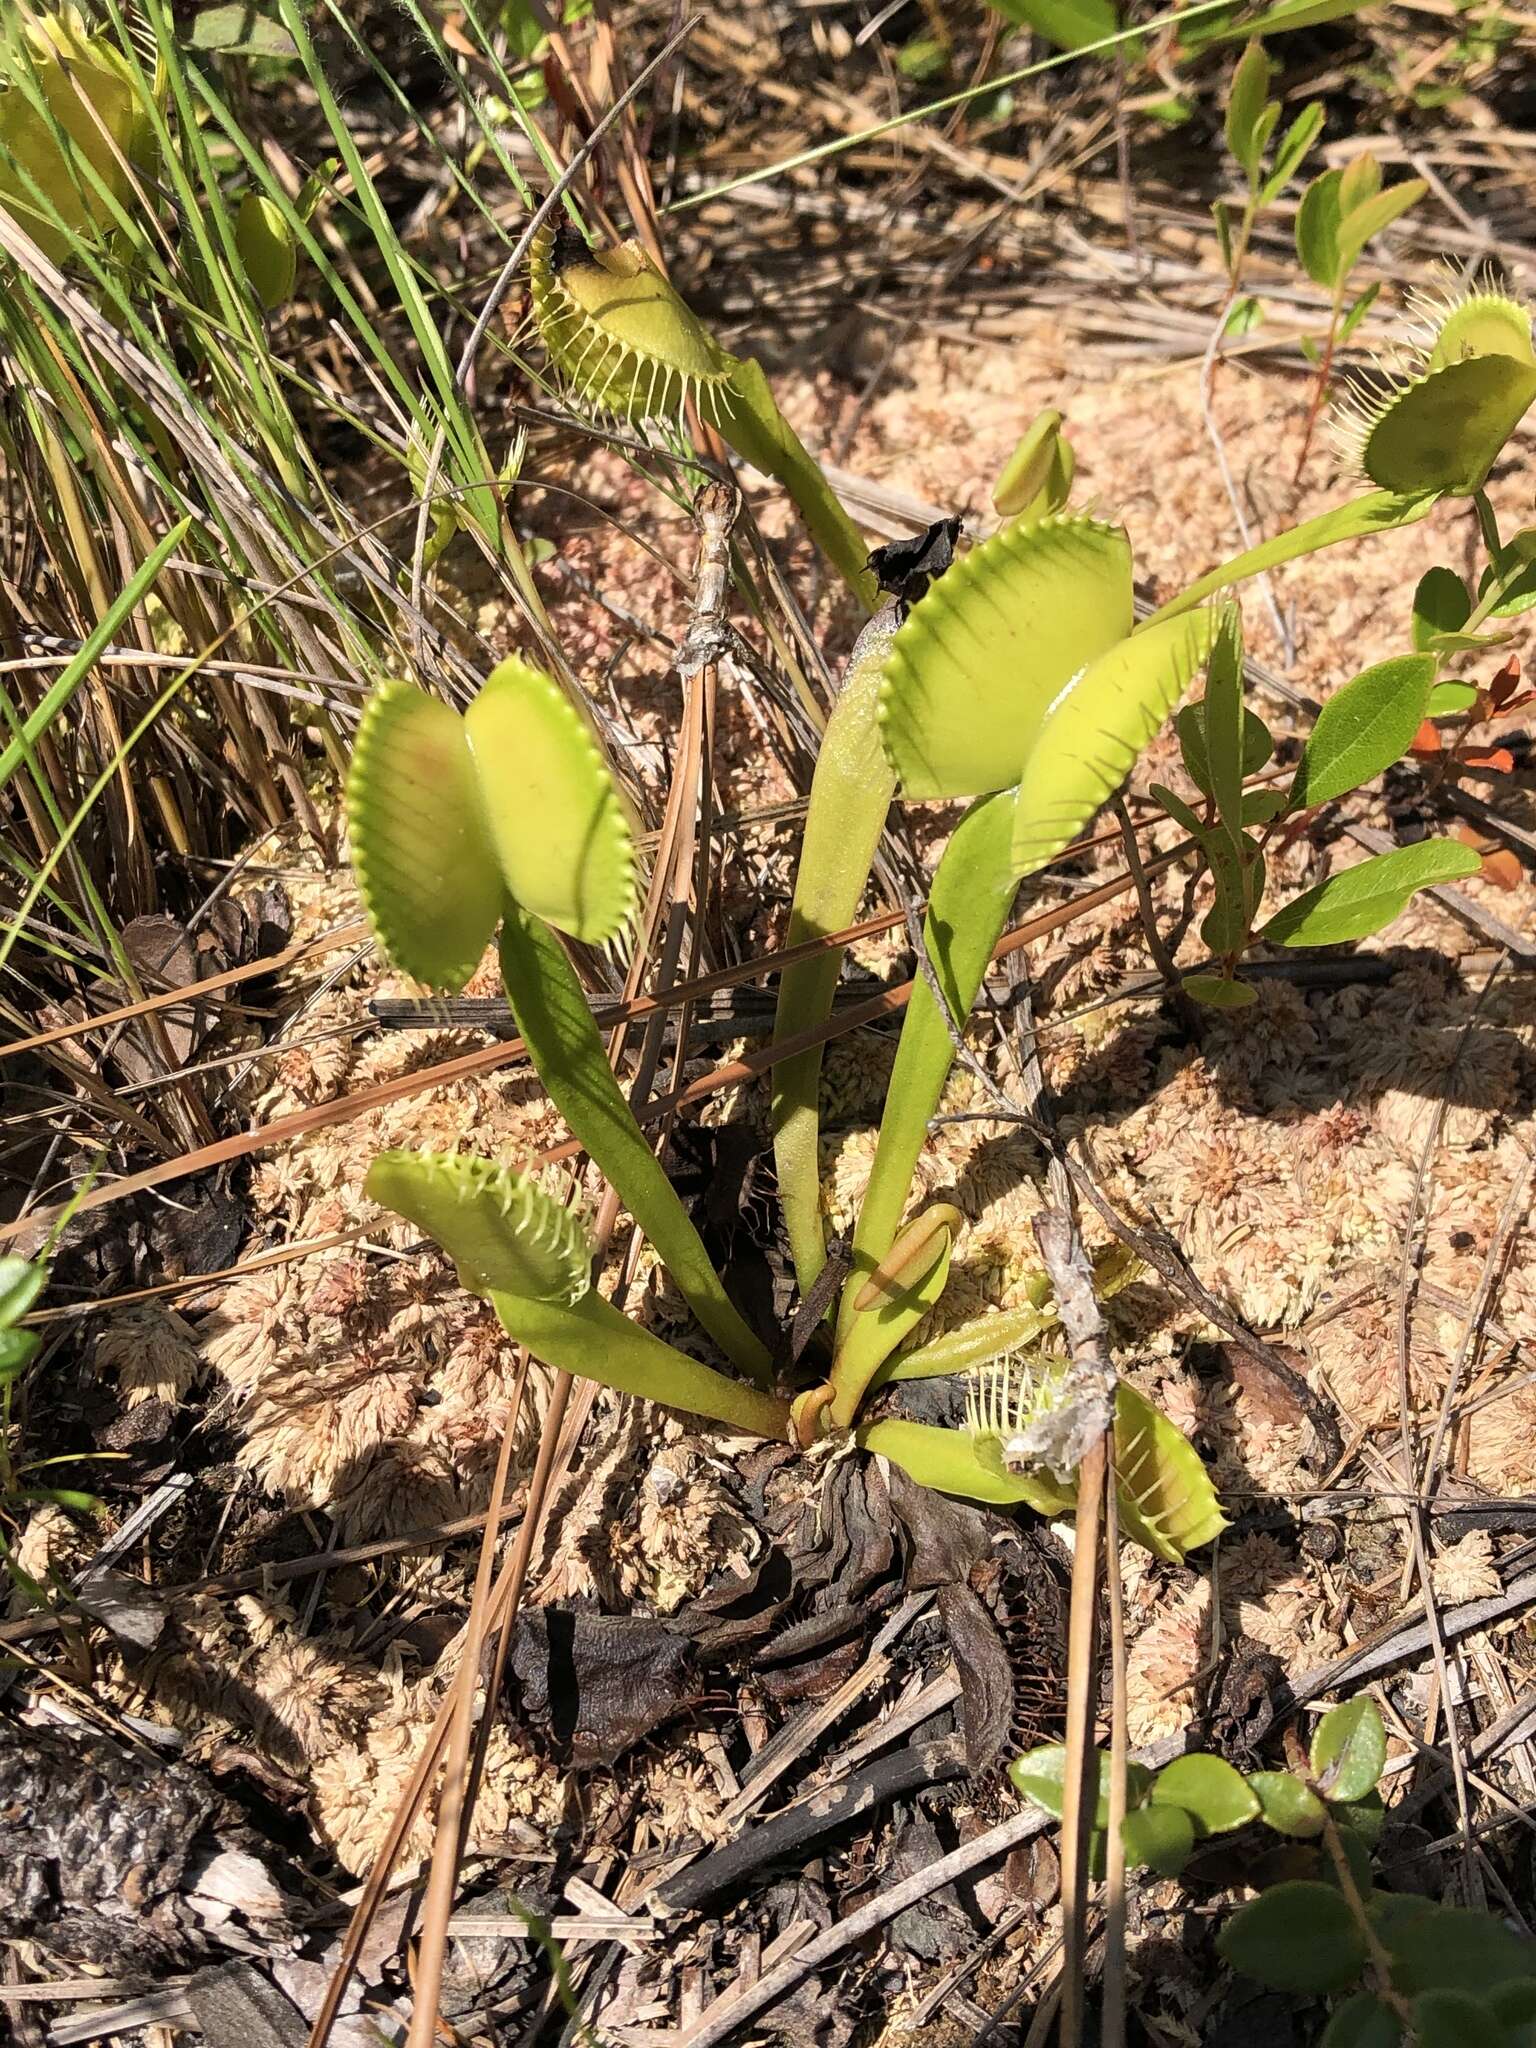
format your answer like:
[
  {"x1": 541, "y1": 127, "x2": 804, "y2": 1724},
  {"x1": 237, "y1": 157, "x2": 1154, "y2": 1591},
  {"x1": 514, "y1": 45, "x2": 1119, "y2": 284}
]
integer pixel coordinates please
[{"x1": 0, "y1": 518, "x2": 190, "y2": 799}]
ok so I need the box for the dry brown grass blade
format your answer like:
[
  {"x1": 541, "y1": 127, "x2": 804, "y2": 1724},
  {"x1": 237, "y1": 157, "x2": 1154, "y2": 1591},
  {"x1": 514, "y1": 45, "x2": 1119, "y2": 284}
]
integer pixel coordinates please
[
  {"x1": 1102, "y1": 1447, "x2": 1129, "y2": 2048},
  {"x1": 1055, "y1": 1440, "x2": 1104, "y2": 2048},
  {"x1": 0, "y1": 919, "x2": 371, "y2": 1061},
  {"x1": 400, "y1": 1356, "x2": 530, "y2": 2048}
]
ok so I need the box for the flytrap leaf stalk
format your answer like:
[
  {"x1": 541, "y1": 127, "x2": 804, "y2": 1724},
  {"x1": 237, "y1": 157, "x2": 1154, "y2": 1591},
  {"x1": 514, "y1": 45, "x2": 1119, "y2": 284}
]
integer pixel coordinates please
[{"x1": 346, "y1": 226, "x2": 1536, "y2": 1566}]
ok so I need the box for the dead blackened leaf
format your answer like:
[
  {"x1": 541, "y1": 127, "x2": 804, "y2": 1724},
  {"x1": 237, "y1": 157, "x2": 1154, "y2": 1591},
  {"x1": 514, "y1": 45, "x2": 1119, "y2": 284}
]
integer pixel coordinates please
[
  {"x1": 1006, "y1": 1829, "x2": 1058, "y2": 1907},
  {"x1": 678, "y1": 1541, "x2": 796, "y2": 1656},
  {"x1": 937, "y1": 1582, "x2": 1015, "y2": 1772},
  {"x1": 507, "y1": 1608, "x2": 697, "y2": 1768},
  {"x1": 868, "y1": 518, "x2": 962, "y2": 607},
  {"x1": 887, "y1": 1466, "x2": 989, "y2": 1587},
  {"x1": 755, "y1": 1628, "x2": 863, "y2": 1705},
  {"x1": 121, "y1": 914, "x2": 203, "y2": 1069},
  {"x1": 885, "y1": 1815, "x2": 974, "y2": 1961}
]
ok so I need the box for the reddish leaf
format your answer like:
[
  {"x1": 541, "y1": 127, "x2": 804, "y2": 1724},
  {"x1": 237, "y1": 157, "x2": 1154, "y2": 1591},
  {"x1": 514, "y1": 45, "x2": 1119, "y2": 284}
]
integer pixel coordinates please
[
  {"x1": 1454, "y1": 823, "x2": 1494, "y2": 854},
  {"x1": 1409, "y1": 720, "x2": 1442, "y2": 756},
  {"x1": 1490, "y1": 656, "x2": 1523, "y2": 708},
  {"x1": 1480, "y1": 850, "x2": 1524, "y2": 890},
  {"x1": 1462, "y1": 747, "x2": 1515, "y2": 773}
]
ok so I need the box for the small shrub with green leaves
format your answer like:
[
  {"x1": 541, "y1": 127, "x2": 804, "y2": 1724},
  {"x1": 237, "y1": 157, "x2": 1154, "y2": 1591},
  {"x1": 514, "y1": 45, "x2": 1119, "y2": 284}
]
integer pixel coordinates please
[
  {"x1": 1212, "y1": 39, "x2": 1327, "y2": 343},
  {"x1": 340, "y1": 205, "x2": 1519, "y2": 1566},
  {"x1": 1028, "y1": 1687, "x2": 1536, "y2": 2039},
  {"x1": 1017, "y1": 1697, "x2": 1536, "y2": 2044}
]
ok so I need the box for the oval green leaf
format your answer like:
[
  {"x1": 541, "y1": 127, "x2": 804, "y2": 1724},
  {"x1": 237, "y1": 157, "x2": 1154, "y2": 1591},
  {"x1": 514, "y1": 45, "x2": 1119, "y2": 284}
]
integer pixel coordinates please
[
  {"x1": 1334, "y1": 177, "x2": 1425, "y2": 280},
  {"x1": 877, "y1": 515, "x2": 1134, "y2": 799},
  {"x1": 1334, "y1": 1786, "x2": 1386, "y2": 1846},
  {"x1": 1008, "y1": 1744, "x2": 1152, "y2": 1826},
  {"x1": 1292, "y1": 654, "x2": 1436, "y2": 808},
  {"x1": 1242, "y1": 787, "x2": 1288, "y2": 825},
  {"x1": 1151, "y1": 1753, "x2": 1259, "y2": 1834},
  {"x1": 1370, "y1": 1895, "x2": 1536, "y2": 1995},
  {"x1": 1426, "y1": 680, "x2": 1480, "y2": 715},
  {"x1": 1249, "y1": 1770, "x2": 1327, "y2": 1837},
  {"x1": 348, "y1": 681, "x2": 501, "y2": 991},
  {"x1": 1177, "y1": 703, "x2": 1274, "y2": 798},
  {"x1": 1296, "y1": 166, "x2": 1345, "y2": 288},
  {"x1": 1412, "y1": 566, "x2": 1472, "y2": 652},
  {"x1": 1408, "y1": 1990, "x2": 1504, "y2": 2048},
  {"x1": 1182, "y1": 972, "x2": 1259, "y2": 1009},
  {"x1": 365, "y1": 1149, "x2": 592, "y2": 1305},
  {"x1": 0, "y1": 1326, "x2": 40, "y2": 1382},
  {"x1": 1121, "y1": 1802, "x2": 1195, "y2": 1877},
  {"x1": 1488, "y1": 1979, "x2": 1536, "y2": 2025},
  {"x1": 0, "y1": 1255, "x2": 47, "y2": 1326},
  {"x1": 1320, "y1": 1990, "x2": 1403, "y2": 2048},
  {"x1": 1218, "y1": 1880, "x2": 1367, "y2": 1993},
  {"x1": 465, "y1": 656, "x2": 636, "y2": 944},
  {"x1": 1261, "y1": 838, "x2": 1480, "y2": 947},
  {"x1": 1260, "y1": 99, "x2": 1326, "y2": 205},
  {"x1": 1225, "y1": 41, "x2": 1273, "y2": 185},
  {"x1": 1310, "y1": 1695, "x2": 1386, "y2": 1802},
  {"x1": 1011, "y1": 608, "x2": 1216, "y2": 879}
]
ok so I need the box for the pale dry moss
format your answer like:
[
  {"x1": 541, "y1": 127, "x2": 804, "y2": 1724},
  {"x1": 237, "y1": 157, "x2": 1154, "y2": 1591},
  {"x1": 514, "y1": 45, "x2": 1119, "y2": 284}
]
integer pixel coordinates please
[
  {"x1": 8, "y1": 1502, "x2": 89, "y2": 1612},
  {"x1": 93, "y1": 1301, "x2": 202, "y2": 1407},
  {"x1": 1125, "y1": 1580, "x2": 1209, "y2": 1746},
  {"x1": 311, "y1": 1681, "x2": 563, "y2": 1876},
  {"x1": 1432, "y1": 1529, "x2": 1503, "y2": 1603},
  {"x1": 608, "y1": 1440, "x2": 758, "y2": 1614}
]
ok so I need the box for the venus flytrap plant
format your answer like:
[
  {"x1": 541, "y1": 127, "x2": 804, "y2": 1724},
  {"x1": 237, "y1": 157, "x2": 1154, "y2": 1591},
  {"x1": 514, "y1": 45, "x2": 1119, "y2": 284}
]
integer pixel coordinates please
[
  {"x1": 354, "y1": 213, "x2": 1529, "y2": 1567},
  {"x1": 0, "y1": 4, "x2": 158, "y2": 264},
  {"x1": 528, "y1": 221, "x2": 878, "y2": 607},
  {"x1": 347, "y1": 613, "x2": 1228, "y2": 1561},
  {"x1": 347, "y1": 654, "x2": 772, "y2": 1385}
]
